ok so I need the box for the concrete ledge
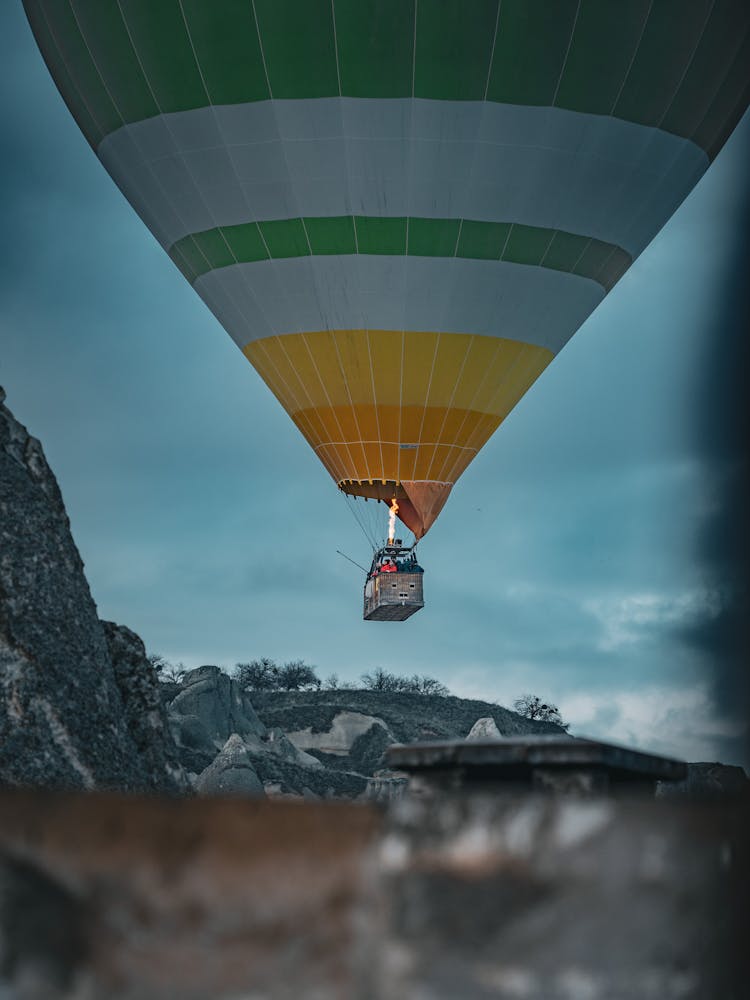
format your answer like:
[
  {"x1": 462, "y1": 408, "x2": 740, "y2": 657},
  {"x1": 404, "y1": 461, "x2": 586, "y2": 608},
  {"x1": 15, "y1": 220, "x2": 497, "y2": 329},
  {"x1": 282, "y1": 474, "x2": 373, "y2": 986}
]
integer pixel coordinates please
[{"x1": 387, "y1": 736, "x2": 688, "y2": 796}]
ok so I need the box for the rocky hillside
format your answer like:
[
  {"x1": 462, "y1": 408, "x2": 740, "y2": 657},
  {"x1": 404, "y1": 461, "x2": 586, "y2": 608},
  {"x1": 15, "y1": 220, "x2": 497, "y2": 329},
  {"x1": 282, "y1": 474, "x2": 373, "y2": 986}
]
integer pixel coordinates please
[
  {"x1": 250, "y1": 689, "x2": 565, "y2": 776},
  {"x1": 157, "y1": 675, "x2": 565, "y2": 797}
]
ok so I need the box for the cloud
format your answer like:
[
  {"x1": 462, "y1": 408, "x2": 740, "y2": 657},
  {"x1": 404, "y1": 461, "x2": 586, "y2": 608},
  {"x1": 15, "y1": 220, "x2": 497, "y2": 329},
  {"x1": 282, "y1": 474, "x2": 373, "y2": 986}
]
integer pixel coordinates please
[
  {"x1": 583, "y1": 589, "x2": 722, "y2": 652},
  {"x1": 560, "y1": 684, "x2": 748, "y2": 767}
]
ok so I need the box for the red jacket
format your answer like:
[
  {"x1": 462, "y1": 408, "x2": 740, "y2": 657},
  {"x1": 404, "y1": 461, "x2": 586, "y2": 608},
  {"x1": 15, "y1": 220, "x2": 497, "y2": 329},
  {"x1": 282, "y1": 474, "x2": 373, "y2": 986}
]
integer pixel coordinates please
[{"x1": 380, "y1": 562, "x2": 397, "y2": 573}]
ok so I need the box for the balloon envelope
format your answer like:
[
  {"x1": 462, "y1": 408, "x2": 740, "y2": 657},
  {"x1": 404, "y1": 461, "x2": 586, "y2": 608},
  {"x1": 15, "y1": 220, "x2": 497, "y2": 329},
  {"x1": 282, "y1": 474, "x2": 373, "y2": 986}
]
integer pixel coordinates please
[{"x1": 24, "y1": 0, "x2": 750, "y2": 536}]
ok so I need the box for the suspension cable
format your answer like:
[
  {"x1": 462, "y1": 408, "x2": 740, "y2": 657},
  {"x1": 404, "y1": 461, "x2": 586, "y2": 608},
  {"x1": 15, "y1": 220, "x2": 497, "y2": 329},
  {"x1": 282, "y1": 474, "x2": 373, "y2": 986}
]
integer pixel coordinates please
[
  {"x1": 342, "y1": 492, "x2": 379, "y2": 550},
  {"x1": 341, "y1": 491, "x2": 418, "y2": 553}
]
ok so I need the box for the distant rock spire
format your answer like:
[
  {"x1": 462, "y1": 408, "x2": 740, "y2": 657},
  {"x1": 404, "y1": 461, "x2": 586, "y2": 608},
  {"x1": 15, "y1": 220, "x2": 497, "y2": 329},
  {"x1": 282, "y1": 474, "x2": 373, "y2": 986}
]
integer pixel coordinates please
[{"x1": 466, "y1": 717, "x2": 502, "y2": 740}]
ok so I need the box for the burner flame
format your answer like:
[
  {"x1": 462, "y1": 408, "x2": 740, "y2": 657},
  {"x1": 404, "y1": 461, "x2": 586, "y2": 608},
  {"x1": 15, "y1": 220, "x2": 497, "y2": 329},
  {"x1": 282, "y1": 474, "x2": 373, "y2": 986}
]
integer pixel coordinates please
[{"x1": 387, "y1": 498, "x2": 399, "y2": 544}]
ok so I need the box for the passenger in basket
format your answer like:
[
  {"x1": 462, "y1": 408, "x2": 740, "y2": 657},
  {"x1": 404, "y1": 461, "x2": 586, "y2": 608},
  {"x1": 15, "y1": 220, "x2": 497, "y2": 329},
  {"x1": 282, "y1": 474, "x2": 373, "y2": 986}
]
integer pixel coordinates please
[{"x1": 381, "y1": 558, "x2": 397, "y2": 573}]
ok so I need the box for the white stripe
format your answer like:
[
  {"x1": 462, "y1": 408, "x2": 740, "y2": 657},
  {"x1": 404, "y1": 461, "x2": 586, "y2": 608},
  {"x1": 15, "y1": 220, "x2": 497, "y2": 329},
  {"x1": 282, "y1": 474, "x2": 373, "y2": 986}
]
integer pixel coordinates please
[
  {"x1": 194, "y1": 255, "x2": 604, "y2": 355},
  {"x1": 98, "y1": 98, "x2": 708, "y2": 258}
]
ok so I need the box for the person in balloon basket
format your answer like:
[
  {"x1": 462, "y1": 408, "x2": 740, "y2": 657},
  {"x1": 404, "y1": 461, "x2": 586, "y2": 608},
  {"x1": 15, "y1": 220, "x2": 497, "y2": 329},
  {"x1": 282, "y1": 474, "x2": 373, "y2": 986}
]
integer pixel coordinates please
[{"x1": 368, "y1": 559, "x2": 394, "y2": 579}]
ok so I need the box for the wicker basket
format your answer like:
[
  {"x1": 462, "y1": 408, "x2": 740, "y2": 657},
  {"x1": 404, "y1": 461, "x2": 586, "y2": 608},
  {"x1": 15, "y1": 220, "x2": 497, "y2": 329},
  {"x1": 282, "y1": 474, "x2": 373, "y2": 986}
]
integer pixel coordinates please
[{"x1": 364, "y1": 572, "x2": 424, "y2": 621}]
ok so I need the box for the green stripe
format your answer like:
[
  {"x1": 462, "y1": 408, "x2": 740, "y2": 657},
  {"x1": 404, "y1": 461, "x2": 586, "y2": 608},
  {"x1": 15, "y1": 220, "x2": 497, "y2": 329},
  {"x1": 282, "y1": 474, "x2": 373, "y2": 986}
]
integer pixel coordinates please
[
  {"x1": 254, "y1": 0, "x2": 338, "y2": 100},
  {"x1": 692, "y1": 29, "x2": 750, "y2": 159},
  {"x1": 504, "y1": 225, "x2": 556, "y2": 267},
  {"x1": 487, "y1": 0, "x2": 579, "y2": 107},
  {"x1": 32, "y1": 0, "x2": 123, "y2": 142},
  {"x1": 415, "y1": 0, "x2": 498, "y2": 100},
  {"x1": 69, "y1": 1, "x2": 159, "y2": 123},
  {"x1": 119, "y1": 0, "x2": 208, "y2": 113},
  {"x1": 27, "y1": 0, "x2": 749, "y2": 155},
  {"x1": 335, "y1": 0, "x2": 414, "y2": 98},
  {"x1": 408, "y1": 219, "x2": 462, "y2": 257},
  {"x1": 260, "y1": 218, "x2": 309, "y2": 258},
  {"x1": 355, "y1": 217, "x2": 408, "y2": 256},
  {"x1": 572, "y1": 239, "x2": 622, "y2": 281},
  {"x1": 612, "y1": 0, "x2": 715, "y2": 127},
  {"x1": 169, "y1": 217, "x2": 631, "y2": 292},
  {"x1": 555, "y1": 1, "x2": 653, "y2": 116},
  {"x1": 181, "y1": 0, "x2": 270, "y2": 105},
  {"x1": 456, "y1": 220, "x2": 510, "y2": 260},
  {"x1": 306, "y1": 216, "x2": 357, "y2": 255},
  {"x1": 662, "y1": 0, "x2": 747, "y2": 145},
  {"x1": 25, "y1": 0, "x2": 105, "y2": 146}
]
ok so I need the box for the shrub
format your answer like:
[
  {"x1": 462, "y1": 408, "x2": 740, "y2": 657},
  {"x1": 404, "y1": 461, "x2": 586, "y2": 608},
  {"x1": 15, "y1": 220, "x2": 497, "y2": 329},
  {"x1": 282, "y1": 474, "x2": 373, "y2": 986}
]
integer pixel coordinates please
[
  {"x1": 234, "y1": 657, "x2": 279, "y2": 690},
  {"x1": 276, "y1": 660, "x2": 321, "y2": 691},
  {"x1": 235, "y1": 658, "x2": 321, "y2": 691},
  {"x1": 360, "y1": 667, "x2": 449, "y2": 696},
  {"x1": 513, "y1": 693, "x2": 568, "y2": 728}
]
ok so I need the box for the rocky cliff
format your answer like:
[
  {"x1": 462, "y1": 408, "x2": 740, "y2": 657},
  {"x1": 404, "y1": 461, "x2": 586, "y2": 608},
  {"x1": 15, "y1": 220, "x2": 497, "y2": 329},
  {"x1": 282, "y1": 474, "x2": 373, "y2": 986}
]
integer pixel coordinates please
[{"x1": 0, "y1": 388, "x2": 187, "y2": 794}]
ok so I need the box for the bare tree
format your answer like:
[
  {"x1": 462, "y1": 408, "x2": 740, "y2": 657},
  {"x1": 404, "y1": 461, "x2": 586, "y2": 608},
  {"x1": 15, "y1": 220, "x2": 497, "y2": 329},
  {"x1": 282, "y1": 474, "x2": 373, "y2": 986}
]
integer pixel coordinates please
[
  {"x1": 276, "y1": 660, "x2": 321, "y2": 691},
  {"x1": 235, "y1": 659, "x2": 320, "y2": 691},
  {"x1": 360, "y1": 668, "x2": 449, "y2": 696},
  {"x1": 513, "y1": 694, "x2": 567, "y2": 728},
  {"x1": 360, "y1": 667, "x2": 401, "y2": 691},
  {"x1": 412, "y1": 674, "x2": 450, "y2": 697},
  {"x1": 148, "y1": 653, "x2": 186, "y2": 684},
  {"x1": 147, "y1": 653, "x2": 167, "y2": 674},
  {"x1": 234, "y1": 657, "x2": 279, "y2": 690},
  {"x1": 323, "y1": 673, "x2": 340, "y2": 690}
]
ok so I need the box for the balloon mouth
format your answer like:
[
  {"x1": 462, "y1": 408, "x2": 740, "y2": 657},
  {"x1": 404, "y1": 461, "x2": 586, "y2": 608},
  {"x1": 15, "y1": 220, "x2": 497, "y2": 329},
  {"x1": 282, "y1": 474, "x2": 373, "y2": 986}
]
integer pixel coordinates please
[{"x1": 339, "y1": 479, "x2": 452, "y2": 539}]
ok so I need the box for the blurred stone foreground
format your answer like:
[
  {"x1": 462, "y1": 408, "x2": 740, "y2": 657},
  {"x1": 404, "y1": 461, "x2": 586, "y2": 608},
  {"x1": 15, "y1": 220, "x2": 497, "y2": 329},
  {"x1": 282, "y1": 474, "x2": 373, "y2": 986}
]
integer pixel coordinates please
[
  {"x1": 1, "y1": 385, "x2": 748, "y2": 1000},
  {"x1": 0, "y1": 789, "x2": 747, "y2": 999}
]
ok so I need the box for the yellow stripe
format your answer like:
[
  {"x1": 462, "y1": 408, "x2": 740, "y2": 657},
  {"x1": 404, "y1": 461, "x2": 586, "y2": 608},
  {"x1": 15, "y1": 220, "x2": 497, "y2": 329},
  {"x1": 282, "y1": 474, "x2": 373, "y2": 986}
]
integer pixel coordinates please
[{"x1": 243, "y1": 330, "x2": 552, "y2": 486}]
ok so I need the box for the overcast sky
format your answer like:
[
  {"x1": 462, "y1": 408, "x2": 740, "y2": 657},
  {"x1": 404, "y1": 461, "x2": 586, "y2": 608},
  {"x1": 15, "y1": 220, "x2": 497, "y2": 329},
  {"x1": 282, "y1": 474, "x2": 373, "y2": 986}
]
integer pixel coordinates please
[{"x1": 2, "y1": 5, "x2": 748, "y2": 767}]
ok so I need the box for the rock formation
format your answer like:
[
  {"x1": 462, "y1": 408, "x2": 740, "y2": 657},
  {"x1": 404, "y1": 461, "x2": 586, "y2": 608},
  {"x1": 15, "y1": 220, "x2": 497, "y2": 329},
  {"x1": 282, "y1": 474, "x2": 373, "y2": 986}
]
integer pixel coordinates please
[
  {"x1": 168, "y1": 664, "x2": 270, "y2": 778},
  {"x1": 195, "y1": 734, "x2": 265, "y2": 797},
  {"x1": 239, "y1": 732, "x2": 367, "y2": 800},
  {"x1": 264, "y1": 726, "x2": 323, "y2": 769},
  {"x1": 167, "y1": 712, "x2": 218, "y2": 775},
  {"x1": 189, "y1": 723, "x2": 366, "y2": 800},
  {"x1": 466, "y1": 717, "x2": 503, "y2": 740},
  {"x1": 169, "y1": 665, "x2": 265, "y2": 744},
  {"x1": 102, "y1": 621, "x2": 189, "y2": 792},
  {"x1": 0, "y1": 388, "x2": 184, "y2": 794},
  {"x1": 162, "y1": 667, "x2": 367, "y2": 797}
]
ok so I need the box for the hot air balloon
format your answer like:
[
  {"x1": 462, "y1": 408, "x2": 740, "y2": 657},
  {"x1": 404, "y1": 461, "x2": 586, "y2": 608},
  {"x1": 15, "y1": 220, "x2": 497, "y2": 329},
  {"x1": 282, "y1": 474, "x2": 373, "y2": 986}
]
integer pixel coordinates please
[{"x1": 24, "y1": 1, "x2": 750, "y2": 615}]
